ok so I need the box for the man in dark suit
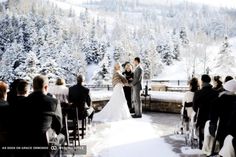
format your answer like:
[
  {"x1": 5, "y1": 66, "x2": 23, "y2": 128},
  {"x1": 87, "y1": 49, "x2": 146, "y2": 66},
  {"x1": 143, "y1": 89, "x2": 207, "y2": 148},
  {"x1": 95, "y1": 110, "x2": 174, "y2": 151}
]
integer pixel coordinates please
[
  {"x1": 10, "y1": 80, "x2": 30, "y2": 146},
  {"x1": 69, "y1": 75, "x2": 93, "y2": 120},
  {"x1": 19, "y1": 75, "x2": 62, "y2": 156},
  {"x1": 193, "y1": 74, "x2": 218, "y2": 149}
]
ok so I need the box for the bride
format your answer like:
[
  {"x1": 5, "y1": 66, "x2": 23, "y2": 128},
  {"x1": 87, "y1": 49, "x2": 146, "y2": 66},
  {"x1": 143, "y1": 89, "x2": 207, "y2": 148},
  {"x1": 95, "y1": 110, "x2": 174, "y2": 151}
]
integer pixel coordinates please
[{"x1": 93, "y1": 63, "x2": 131, "y2": 122}]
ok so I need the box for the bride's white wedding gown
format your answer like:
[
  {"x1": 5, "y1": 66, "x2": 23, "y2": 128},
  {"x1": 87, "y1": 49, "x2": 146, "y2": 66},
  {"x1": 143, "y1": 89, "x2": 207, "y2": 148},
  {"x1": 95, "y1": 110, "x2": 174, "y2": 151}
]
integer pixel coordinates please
[{"x1": 93, "y1": 83, "x2": 131, "y2": 122}]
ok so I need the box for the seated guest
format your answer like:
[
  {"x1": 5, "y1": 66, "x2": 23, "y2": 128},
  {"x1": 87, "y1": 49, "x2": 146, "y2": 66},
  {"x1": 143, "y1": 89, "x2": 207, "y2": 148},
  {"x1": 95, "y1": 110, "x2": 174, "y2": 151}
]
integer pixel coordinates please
[
  {"x1": 219, "y1": 98, "x2": 236, "y2": 157},
  {"x1": 69, "y1": 75, "x2": 93, "y2": 120},
  {"x1": 225, "y1": 76, "x2": 234, "y2": 83},
  {"x1": 20, "y1": 75, "x2": 63, "y2": 153},
  {"x1": 11, "y1": 80, "x2": 30, "y2": 107},
  {"x1": 10, "y1": 80, "x2": 30, "y2": 145},
  {"x1": 193, "y1": 74, "x2": 218, "y2": 149},
  {"x1": 0, "y1": 81, "x2": 9, "y2": 146},
  {"x1": 7, "y1": 79, "x2": 24, "y2": 106},
  {"x1": 49, "y1": 78, "x2": 69, "y2": 107},
  {"x1": 213, "y1": 76, "x2": 223, "y2": 92},
  {"x1": 210, "y1": 80, "x2": 236, "y2": 148},
  {"x1": 181, "y1": 77, "x2": 199, "y2": 131}
]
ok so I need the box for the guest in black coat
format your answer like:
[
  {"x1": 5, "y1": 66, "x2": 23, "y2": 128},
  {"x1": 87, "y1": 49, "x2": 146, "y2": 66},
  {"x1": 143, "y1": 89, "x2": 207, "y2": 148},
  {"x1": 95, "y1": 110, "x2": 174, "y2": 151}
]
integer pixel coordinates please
[
  {"x1": 69, "y1": 74, "x2": 93, "y2": 120},
  {"x1": 7, "y1": 79, "x2": 24, "y2": 106},
  {"x1": 10, "y1": 80, "x2": 30, "y2": 146},
  {"x1": 228, "y1": 103, "x2": 236, "y2": 152},
  {"x1": 193, "y1": 74, "x2": 218, "y2": 149},
  {"x1": 19, "y1": 75, "x2": 62, "y2": 156},
  {"x1": 0, "y1": 81, "x2": 9, "y2": 146},
  {"x1": 122, "y1": 63, "x2": 134, "y2": 111},
  {"x1": 10, "y1": 80, "x2": 30, "y2": 107},
  {"x1": 224, "y1": 75, "x2": 233, "y2": 83},
  {"x1": 213, "y1": 76, "x2": 223, "y2": 92},
  {"x1": 210, "y1": 80, "x2": 236, "y2": 148}
]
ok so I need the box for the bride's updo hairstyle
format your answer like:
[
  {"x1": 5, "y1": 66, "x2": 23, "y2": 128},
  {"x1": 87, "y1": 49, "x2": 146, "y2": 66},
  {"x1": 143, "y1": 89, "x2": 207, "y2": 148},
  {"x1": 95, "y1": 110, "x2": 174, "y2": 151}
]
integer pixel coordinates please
[{"x1": 114, "y1": 62, "x2": 121, "y2": 72}]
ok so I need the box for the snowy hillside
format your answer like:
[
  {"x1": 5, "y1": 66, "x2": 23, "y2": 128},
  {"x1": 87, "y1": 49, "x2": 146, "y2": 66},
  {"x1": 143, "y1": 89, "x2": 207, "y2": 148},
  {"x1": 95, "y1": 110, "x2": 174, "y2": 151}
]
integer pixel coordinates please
[
  {"x1": 0, "y1": 0, "x2": 236, "y2": 84},
  {"x1": 158, "y1": 37, "x2": 236, "y2": 80},
  {"x1": 49, "y1": 0, "x2": 236, "y2": 81}
]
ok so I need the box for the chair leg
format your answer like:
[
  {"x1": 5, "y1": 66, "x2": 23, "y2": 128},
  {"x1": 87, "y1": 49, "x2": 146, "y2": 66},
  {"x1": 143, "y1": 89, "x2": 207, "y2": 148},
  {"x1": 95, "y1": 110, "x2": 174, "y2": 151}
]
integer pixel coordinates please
[
  {"x1": 75, "y1": 107, "x2": 80, "y2": 146},
  {"x1": 82, "y1": 119, "x2": 85, "y2": 139},
  {"x1": 64, "y1": 114, "x2": 70, "y2": 146},
  {"x1": 74, "y1": 119, "x2": 77, "y2": 147}
]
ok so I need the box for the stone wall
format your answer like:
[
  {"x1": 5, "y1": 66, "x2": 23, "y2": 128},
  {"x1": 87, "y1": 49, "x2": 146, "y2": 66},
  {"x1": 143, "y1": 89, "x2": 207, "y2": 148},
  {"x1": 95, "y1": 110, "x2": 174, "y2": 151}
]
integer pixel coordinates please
[
  {"x1": 143, "y1": 100, "x2": 182, "y2": 113},
  {"x1": 92, "y1": 99, "x2": 182, "y2": 114}
]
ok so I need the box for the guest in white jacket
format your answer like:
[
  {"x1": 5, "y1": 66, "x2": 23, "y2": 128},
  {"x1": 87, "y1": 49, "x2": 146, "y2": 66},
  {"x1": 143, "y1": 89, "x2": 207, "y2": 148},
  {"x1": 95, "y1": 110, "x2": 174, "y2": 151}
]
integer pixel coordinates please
[{"x1": 181, "y1": 77, "x2": 199, "y2": 131}]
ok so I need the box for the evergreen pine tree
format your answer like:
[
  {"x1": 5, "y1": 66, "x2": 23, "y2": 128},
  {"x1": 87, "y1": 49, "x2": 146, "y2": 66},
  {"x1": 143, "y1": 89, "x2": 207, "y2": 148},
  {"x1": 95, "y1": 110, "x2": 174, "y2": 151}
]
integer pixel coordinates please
[
  {"x1": 214, "y1": 36, "x2": 236, "y2": 76},
  {"x1": 92, "y1": 53, "x2": 111, "y2": 85},
  {"x1": 179, "y1": 27, "x2": 189, "y2": 47}
]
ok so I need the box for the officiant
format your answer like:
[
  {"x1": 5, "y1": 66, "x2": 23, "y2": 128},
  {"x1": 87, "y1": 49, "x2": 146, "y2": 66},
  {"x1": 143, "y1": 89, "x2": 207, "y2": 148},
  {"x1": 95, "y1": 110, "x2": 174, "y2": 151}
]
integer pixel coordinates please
[{"x1": 122, "y1": 63, "x2": 134, "y2": 112}]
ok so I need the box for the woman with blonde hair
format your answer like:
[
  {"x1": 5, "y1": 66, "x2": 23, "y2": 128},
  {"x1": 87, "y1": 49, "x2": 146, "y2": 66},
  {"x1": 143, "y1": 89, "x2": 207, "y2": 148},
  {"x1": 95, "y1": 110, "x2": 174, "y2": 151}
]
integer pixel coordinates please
[
  {"x1": 49, "y1": 78, "x2": 69, "y2": 106},
  {"x1": 93, "y1": 63, "x2": 131, "y2": 122}
]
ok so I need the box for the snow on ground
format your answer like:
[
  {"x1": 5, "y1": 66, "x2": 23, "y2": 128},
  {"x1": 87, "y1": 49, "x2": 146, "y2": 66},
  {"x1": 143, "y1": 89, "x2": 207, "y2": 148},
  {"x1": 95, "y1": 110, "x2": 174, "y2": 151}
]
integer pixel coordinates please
[
  {"x1": 81, "y1": 113, "x2": 206, "y2": 157},
  {"x1": 82, "y1": 114, "x2": 179, "y2": 157},
  {"x1": 181, "y1": 147, "x2": 204, "y2": 155},
  {"x1": 169, "y1": 135, "x2": 204, "y2": 155}
]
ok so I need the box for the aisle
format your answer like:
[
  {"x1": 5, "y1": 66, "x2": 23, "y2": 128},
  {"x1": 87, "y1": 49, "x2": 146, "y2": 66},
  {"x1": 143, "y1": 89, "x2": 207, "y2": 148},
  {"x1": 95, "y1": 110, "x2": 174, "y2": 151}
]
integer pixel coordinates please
[{"x1": 81, "y1": 113, "x2": 179, "y2": 157}]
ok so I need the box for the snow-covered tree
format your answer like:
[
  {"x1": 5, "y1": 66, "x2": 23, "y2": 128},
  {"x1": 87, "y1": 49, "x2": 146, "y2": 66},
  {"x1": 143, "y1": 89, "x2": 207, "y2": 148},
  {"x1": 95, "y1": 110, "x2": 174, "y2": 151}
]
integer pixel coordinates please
[
  {"x1": 179, "y1": 27, "x2": 189, "y2": 47},
  {"x1": 172, "y1": 29, "x2": 180, "y2": 60},
  {"x1": 0, "y1": 40, "x2": 25, "y2": 82},
  {"x1": 213, "y1": 36, "x2": 236, "y2": 76},
  {"x1": 14, "y1": 51, "x2": 39, "y2": 81},
  {"x1": 157, "y1": 42, "x2": 174, "y2": 66},
  {"x1": 146, "y1": 41, "x2": 163, "y2": 77},
  {"x1": 141, "y1": 50, "x2": 151, "y2": 80},
  {"x1": 113, "y1": 41, "x2": 124, "y2": 62},
  {"x1": 92, "y1": 53, "x2": 112, "y2": 85}
]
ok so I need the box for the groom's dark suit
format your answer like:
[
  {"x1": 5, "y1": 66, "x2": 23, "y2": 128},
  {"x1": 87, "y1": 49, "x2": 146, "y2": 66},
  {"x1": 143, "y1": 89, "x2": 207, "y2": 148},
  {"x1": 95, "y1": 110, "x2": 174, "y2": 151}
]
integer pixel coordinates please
[{"x1": 131, "y1": 65, "x2": 143, "y2": 117}]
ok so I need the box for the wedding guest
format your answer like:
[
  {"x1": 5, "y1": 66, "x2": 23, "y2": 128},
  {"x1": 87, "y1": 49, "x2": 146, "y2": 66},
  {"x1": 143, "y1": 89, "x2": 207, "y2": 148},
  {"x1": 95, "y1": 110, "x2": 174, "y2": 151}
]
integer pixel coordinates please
[
  {"x1": 10, "y1": 80, "x2": 30, "y2": 146},
  {"x1": 122, "y1": 63, "x2": 134, "y2": 111},
  {"x1": 213, "y1": 76, "x2": 223, "y2": 92},
  {"x1": 20, "y1": 75, "x2": 63, "y2": 152},
  {"x1": 0, "y1": 81, "x2": 9, "y2": 146},
  {"x1": 181, "y1": 77, "x2": 199, "y2": 130},
  {"x1": 10, "y1": 80, "x2": 30, "y2": 107},
  {"x1": 209, "y1": 80, "x2": 236, "y2": 148},
  {"x1": 7, "y1": 79, "x2": 24, "y2": 106},
  {"x1": 49, "y1": 78, "x2": 69, "y2": 107},
  {"x1": 224, "y1": 76, "x2": 233, "y2": 83},
  {"x1": 69, "y1": 75, "x2": 93, "y2": 120},
  {"x1": 193, "y1": 74, "x2": 218, "y2": 149}
]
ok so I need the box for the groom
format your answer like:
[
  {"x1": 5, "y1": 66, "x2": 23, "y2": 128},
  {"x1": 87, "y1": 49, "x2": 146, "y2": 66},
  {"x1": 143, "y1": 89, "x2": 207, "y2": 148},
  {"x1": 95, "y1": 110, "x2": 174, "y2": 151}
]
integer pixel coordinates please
[{"x1": 131, "y1": 57, "x2": 143, "y2": 118}]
